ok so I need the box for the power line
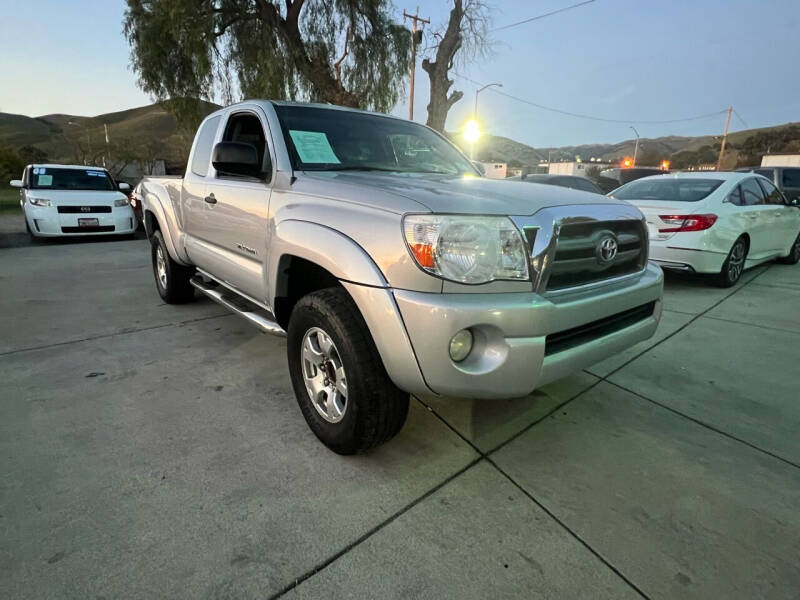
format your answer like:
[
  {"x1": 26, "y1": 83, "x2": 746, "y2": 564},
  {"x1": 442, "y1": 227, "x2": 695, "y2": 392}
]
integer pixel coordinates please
[
  {"x1": 733, "y1": 109, "x2": 749, "y2": 130},
  {"x1": 453, "y1": 72, "x2": 728, "y2": 125},
  {"x1": 491, "y1": 0, "x2": 597, "y2": 32}
]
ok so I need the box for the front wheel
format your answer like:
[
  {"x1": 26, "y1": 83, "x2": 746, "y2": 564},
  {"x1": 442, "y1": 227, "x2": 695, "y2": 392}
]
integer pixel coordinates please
[
  {"x1": 776, "y1": 231, "x2": 800, "y2": 265},
  {"x1": 287, "y1": 288, "x2": 409, "y2": 454},
  {"x1": 151, "y1": 230, "x2": 195, "y2": 303},
  {"x1": 715, "y1": 236, "x2": 748, "y2": 287}
]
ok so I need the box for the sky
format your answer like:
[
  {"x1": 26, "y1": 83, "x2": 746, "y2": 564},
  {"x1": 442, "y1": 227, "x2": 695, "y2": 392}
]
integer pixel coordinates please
[{"x1": 1, "y1": 0, "x2": 799, "y2": 149}]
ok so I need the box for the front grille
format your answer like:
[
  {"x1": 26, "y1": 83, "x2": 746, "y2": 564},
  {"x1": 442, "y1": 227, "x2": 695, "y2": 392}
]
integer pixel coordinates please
[
  {"x1": 545, "y1": 301, "x2": 656, "y2": 356},
  {"x1": 61, "y1": 226, "x2": 116, "y2": 233},
  {"x1": 58, "y1": 206, "x2": 112, "y2": 213},
  {"x1": 546, "y1": 220, "x2": 646, "y2": 291}
]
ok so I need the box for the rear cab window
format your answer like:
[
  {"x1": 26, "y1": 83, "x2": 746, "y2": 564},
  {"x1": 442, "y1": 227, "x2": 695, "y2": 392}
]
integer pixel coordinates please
[
  {"x1": 191, "y1": 116, "x2": 222, "y2": 177},
  {"x1": 782, "y1": 168, "x2": 800, "y2": 188}
]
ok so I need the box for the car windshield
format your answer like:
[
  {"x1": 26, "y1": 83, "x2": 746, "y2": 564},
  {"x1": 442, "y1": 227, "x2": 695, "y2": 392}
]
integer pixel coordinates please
[
  {"x1": 612, "y1": 178, "x2": 723, "y2": 202},
  {"x1": 273, "y1": 105, "x2": 477, "y2": 176},
  {"x1": 29, "y1": 167, "x2": 116, "y2": 191}
]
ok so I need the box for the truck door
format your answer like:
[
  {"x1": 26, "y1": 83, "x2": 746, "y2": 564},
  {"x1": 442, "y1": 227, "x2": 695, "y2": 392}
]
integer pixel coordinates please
[{"x1": 199, "y1": 109, "x2": 273, "y2": 302}]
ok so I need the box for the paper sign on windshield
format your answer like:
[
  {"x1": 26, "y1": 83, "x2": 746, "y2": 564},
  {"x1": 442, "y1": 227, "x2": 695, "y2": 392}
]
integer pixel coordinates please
[
  {"x1": 289, "y1": 130, "x2": 340, "y2": 164},
  {"x1": 37, "y1": 175, "x2": 53, "y2": 186}
]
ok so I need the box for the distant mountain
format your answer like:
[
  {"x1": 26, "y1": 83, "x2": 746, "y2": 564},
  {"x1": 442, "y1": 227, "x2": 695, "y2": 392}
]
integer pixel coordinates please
[
  {"x1": 1, "y1": 100, "x2": 798, "y2": 172},
  {"x1": 0, "y1": 100, "x2": 220, "y2": 169}
]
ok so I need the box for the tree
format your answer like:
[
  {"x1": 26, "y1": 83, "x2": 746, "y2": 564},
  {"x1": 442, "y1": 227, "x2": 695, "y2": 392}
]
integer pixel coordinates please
[
  {"x1": 123, "y1": 0, "x2": 411, "y2": 129},
  {"x1": 421, "y1": 0, "x2": 491, "y2": 132},
  {"x1": 17, "y1": 145, "x2": 48, "y2": 165},
  {"x1": 0, "y1": 146, "x2": 25, "y2": 185}
]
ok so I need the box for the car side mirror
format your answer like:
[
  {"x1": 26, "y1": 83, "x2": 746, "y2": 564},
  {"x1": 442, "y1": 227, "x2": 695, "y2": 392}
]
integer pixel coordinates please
[
  {"x1": 789, "y1": 196, "x2": 800, "y2": 206},
  {"x1": 9, "y1": 179, "x2": 22, "y2": 188},
  {"x1": 212, "y1": 142, "x2": 263, "y2": 179},
  {"x1": 118, "y1": 182, "x2": 131, "y2": 192}
]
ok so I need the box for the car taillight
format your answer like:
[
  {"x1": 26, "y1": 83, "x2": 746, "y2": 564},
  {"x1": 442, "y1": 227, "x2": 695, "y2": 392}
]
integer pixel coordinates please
[{"x1": 658, "y1": 214, "x2": 718, "y2": 233}]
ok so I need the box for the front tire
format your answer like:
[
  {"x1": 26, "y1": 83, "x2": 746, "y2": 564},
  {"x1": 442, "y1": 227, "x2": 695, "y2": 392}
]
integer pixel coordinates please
[
  {"x1": 151, "y1": 230, "x2": 195, "y2": 303},
  {"x1": 287, "y1": 288, "x2": 409, "y2": 454},
  {"x1": 715, "y1": 236, "x2": 748, "y2": 287},
  {"x1": 776, "y1": 231, "x2": 800, "y2": 265}
]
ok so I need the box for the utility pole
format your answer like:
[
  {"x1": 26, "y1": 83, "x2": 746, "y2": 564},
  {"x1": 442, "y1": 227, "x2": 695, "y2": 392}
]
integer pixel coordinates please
[
  {"x1": 630, "y1": 126, "x2": 640, "y2": 167},
  {"x1": 403, "y1": 8, "x2": 429, "y2": 121},
  {"x1": 716, "y1": 106, "x2": 732, "y2": 171}
]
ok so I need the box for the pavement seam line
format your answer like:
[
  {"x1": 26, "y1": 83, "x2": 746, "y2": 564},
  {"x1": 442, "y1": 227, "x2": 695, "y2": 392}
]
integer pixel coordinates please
[
  {"x1": 413, "y1": 395, "x2": 651, "y2": 600},
  {"x1": 0, "y1": 312, "x2": 231, "y2": 358},
  {"x1": 605, "y1": 379, "x2": 800, "y2": 470},
  {"x1": 269, "y1": 455, "x2": 484, "y2": 599},
  {"x1": 698, "y1": 314, "x2": 800, "y2": 334}
]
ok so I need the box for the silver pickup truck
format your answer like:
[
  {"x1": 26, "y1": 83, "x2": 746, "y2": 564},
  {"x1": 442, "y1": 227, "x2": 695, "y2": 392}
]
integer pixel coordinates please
[{"x1": 141, "y1": 100, "x2": 663, "y2": 454}]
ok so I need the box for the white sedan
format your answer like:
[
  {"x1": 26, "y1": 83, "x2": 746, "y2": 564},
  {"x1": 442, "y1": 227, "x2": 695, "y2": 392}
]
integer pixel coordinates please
[
  {"x1": 10, "y1": 164, "x2": 136, "y2": 239},
  {"x1": 610, "y1": 172, "x2": 800, "y2": 286}
]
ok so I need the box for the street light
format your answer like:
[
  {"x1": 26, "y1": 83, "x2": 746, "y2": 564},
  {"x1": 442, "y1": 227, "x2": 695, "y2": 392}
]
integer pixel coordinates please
[
  {"x1": 629, "y1": 126, "x2": 640, "y2": 167},
  {"x1": 470, "y1": 82, "x2": 502, "y2": 159}
]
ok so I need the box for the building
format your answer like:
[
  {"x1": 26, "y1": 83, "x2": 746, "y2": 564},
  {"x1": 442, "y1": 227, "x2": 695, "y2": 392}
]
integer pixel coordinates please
[
  {"x1": 479, "y1": 162, "x2": 507, "y2": 179},
  {"x1": 547, "y1": 161, "x2": 610, "y2": 177},
  {"x1": 761, "y1": 154, "x2": 800, "y2": 167}
]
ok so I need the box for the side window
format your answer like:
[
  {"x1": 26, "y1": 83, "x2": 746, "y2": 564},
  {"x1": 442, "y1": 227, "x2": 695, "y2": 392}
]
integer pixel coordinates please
[
  {"x1": 220, "y1": 112, "x2": 268, "y2": 179},
  {"x1": 740, "y1": 178, "x2": 765, "y2": 206},
  {"x1": 190, "y1": 116, "x2": 221, "y2": 177},
  {"x1": 726, "y1": 185, "x2": 744, "y2": 206},
  {"x1": 754, "y1": 169, "x2": 774, "y2": 182},
  {"x1": 757, "y1": 178, "x2": 785, "y2": 205},
  {"x1": 782, "y1": 168, "x2": 800, "y2": 188}
]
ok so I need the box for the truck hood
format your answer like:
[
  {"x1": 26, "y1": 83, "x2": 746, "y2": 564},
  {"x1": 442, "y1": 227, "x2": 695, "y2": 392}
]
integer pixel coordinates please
[
  {"x1": 26, "y1": 189, "x2": 128, "y2": 204},
  {"x1": 299, "y1": 172, "x2": 628, "y2": 216}
]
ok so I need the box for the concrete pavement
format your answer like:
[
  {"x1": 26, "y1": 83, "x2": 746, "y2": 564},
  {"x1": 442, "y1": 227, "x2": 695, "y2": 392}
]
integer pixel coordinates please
[{"x1": 1, "y1": 230, "x2": 799, "y2": 599}]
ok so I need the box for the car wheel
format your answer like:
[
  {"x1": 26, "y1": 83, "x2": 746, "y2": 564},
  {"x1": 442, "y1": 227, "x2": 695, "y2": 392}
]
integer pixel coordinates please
[
  {"x1": 715, "y1": 236, "x2": 748, "y2": 287},
  {"x1": 151, "y1": 230, "x2": 195, "y2": 303},
  {"x1": 776, "y1": 231, "x2": 800, "y2": 265},
  {"x1": 287, "y1": 287, "x2": 409, "y2": 454}
]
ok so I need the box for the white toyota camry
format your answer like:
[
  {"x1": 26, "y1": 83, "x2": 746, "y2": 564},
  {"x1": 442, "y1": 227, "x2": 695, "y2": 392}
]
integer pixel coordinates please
[
  {"x1": 10, "y1": 164, "x2": 135, "y2": 239},
  {"x1": 610, "y1": 172, "x2": 800, "y2": 286}
]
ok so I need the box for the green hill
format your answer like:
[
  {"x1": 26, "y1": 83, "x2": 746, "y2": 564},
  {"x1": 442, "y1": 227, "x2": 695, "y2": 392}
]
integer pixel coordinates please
[{"x1": 1, "y1": 100, "x2": 799, "y2": 172}]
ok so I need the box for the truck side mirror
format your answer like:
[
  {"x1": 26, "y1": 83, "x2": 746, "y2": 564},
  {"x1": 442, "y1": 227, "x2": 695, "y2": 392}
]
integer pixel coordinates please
[
  {"x1": 9, "y1": 179, "x2": 22, "y2": 188},
  {"x1": 118, "y1": 182, "x2": 131, "y2": 192},
  {"x1": 212, "y1": 142, "x2": 262, "y2": 179}
]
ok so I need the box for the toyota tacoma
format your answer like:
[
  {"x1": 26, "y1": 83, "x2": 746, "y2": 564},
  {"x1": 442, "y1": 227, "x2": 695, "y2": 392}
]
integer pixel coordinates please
[{"x1": 140, "y1": 101, "x2": 663, "y2": 454}]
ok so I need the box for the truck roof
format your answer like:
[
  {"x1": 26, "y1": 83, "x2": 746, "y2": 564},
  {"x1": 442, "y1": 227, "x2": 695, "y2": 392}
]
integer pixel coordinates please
[
  {"x1": 222, "y1": 99, "x2": 407, "y2": 122},
  {"x1": 29, "y1": 164, "x2": 108, "y2": 171}
]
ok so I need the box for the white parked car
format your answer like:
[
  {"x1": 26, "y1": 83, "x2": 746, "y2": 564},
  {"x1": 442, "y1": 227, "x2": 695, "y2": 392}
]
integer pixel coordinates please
[
  {"x1": 10, "y1": 164, "x2": 136, "y2": 239},
  {"x1": 610, "y1": 172, "x2": 800, "y2": 286}
]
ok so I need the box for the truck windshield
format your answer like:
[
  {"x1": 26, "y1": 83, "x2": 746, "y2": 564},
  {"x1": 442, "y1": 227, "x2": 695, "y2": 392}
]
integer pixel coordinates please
[
  {"x1": 29, "y1": 167, "x2": 116, "y2": 191},
  {"x1": 273, "y1": 105, "x2": 477, "y2": 176},
  {"x1": 612, "y1": 178, "x2": 723, "y2": 202}
]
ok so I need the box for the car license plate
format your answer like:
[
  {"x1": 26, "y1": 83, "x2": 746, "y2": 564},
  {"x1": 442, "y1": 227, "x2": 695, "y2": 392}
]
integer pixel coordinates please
[{"x1": 78, "y1": 218, "x2": 99, "y2": 227}]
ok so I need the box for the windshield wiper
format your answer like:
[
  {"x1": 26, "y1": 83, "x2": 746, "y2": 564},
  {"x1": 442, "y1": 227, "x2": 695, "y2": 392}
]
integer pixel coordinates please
[{"x1": 312, "y1": 165, "x2": 399, "y2": 172}]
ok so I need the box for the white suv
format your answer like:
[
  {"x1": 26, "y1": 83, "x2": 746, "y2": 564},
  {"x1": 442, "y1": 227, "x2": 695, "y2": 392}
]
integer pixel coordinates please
[{"x1": 11, "y1": 164, "x2": 135, "y2": 239}]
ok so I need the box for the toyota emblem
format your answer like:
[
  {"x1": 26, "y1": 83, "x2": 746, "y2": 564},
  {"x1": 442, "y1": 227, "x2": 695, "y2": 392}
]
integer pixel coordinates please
[
  {"x1": 81, "y1": 206, "x2": 91, "y2": 212},
  {"x1": 597, "y1": 236, "x2": 618, "y2": 264}
]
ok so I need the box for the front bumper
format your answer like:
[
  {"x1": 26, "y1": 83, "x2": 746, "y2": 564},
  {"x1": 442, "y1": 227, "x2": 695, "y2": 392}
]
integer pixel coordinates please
[
  {"x1": 392, "y1": 263, "x2": 664, "y2": 398},
  {"x1": 25, "y1": 205, "x2": 136, "y2": 237}
]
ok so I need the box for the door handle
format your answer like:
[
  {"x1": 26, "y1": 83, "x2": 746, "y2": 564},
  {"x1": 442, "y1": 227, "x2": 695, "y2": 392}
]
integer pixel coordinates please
[{"x1": 204, "y1": 193, "x2": 217, "y2": 204}]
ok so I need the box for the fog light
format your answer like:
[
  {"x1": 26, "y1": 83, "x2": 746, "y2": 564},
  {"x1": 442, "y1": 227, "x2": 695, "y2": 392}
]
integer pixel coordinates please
[{"x1": 449, "y1": 329, "x2": 473, "y2": 362}]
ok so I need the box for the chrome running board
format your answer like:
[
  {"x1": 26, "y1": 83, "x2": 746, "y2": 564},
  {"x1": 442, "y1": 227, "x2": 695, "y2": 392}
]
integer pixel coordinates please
[{"x1": 190, "y1": 276, "x2": 286, "y2": 337}]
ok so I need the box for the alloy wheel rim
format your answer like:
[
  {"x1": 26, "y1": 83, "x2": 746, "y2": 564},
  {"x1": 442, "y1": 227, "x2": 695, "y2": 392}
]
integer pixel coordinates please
[
  {"x1": 794, "y1": 236, "x2": 800, "y2": 260},
  {"x1": 156, "y1": 246, "x2": 168, "y2": 289},
  {"x1": 301, "y1": 327, "x2": 348, "y2": 423},
  {"x1": 728, "y1": 242, "x2": 745, "y2": 281}
]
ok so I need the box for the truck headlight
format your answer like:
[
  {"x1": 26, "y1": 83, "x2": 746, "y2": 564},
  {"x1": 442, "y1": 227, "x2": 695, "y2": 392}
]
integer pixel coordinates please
[
  {"x1": 114, "y1": 198, "x2": 130, "y2": 207},
  {"x1": 403, "y1": 215, "x2": 530, "y2": 284},
  {"x1": 28, "y1": 197, "x2": 52, "y2": 207}
]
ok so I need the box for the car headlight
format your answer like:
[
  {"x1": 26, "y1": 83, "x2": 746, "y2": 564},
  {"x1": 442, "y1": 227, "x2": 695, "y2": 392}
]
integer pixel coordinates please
[
  {"x1": 28, "y1": 197, "x2": 52, "y2": 207},
  {"x1": 403, "y1": 215, "x2": 530, "y2": 284},
  {"x1": 114, "y1": 198, "x2": 130, "y2": 207}
]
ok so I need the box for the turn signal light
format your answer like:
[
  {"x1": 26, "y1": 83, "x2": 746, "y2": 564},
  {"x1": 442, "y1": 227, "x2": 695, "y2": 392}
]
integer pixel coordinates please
[
  {"x1": 658, "y1": 214, "x2": 718, "y2": 233},
  {"x1": 409, "y1": 243, "x2": 435, "y2": 268}
]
